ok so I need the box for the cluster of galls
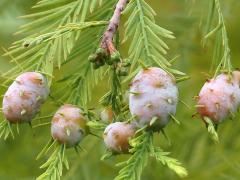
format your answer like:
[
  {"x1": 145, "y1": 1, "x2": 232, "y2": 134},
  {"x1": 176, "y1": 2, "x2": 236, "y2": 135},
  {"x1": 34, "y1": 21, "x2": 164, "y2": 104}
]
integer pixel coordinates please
[
  {"x1": 103, "y1": 67, "x2": 179, "y2": 153},
  {"x1": 2, "y1": 72, "x2": 88, "y2": 148},
  {"x1": 3, "y1": 68, "x2": 178, "y2": 153},
  {"x1": 88, "y1": 48, "x2": 130, "y2": 76},
  {"x1": 196, "y1": 71, "x2": 240, "y2": 125}
]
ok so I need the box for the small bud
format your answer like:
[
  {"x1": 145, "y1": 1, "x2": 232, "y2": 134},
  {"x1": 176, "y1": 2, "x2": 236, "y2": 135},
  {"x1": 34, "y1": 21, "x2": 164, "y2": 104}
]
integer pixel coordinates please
[
  {"x1": 98, "y1": 59, "x2": 105, "y2": 67},
  {"x1": 92, "y1": 58, "x2": 105, "y2": 68},
  {"x1": 111, "y1": 52, "x2": 121, "y2": 62},
  {"x1": 122, "y1": 61, "x2": 131, "y2": 67},
  {"x1": 93, "y1": 63, "x2": 100, "y2": 69},
  {"x1": 88, "y1": 54, "x2": 97, "y2": 63},
  {"x1": 96, "y1": 48, "x2": 107, "y2": 57},
  {"x1": 117, "y1": 68, "x2": 128, "y2": 76},
  {"x1": 22, "y1": 39, "x2": 32, "y2": 48},
  {"x1": 105, "y1": 58, "x2": 113, "y2": 65}
]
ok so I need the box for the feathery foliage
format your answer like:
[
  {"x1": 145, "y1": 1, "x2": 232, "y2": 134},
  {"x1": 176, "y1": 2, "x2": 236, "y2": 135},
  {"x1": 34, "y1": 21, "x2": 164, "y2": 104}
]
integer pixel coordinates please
[
  {"x1": 203, "y1": 117, "x2": 219, "y2": 143},
  {"x1": 122, "y1": 0, "x2": 185, "y2": 78},
  {"x1": 0, "y1": 120, "x2": 15, "y2": 140},
  {"x1": 49, "y1": 1, "x2": 116, "y2": 107},
  {"x1": 100, "y1": 68, "x2": 124, "y2": 115},
  {"x1": 114, "y1": 132, "x2": 152, "y2": 180},
  {"x1": 203, "y1": 0, "x2": 232, "y2": 76},
  {"x1": 115, "y1": 131, "x2": 187, "y2": 180},
  {"x1": 37, "y1": 141, "x2": 69, "y2": 180},
  {"x1": 151, "y1": 147, "x2": 188, "y2": 178},
  {"x1": 2, "y1": 0, "x2": 113, "y2": 85},
  {"x1": 1, "y1": 0, "x2": 116, "y2": 110}
]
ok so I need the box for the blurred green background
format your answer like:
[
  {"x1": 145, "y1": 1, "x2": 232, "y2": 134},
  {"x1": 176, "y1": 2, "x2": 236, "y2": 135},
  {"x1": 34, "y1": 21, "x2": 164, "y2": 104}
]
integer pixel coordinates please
[{"x1": 0, "y1": 0, "x2": 240, "y2": 179}]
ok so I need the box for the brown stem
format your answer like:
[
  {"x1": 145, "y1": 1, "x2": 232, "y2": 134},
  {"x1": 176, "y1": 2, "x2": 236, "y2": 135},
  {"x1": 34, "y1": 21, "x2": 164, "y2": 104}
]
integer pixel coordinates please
[{"x1": 100, "y1": 0, "x2": 129, "y2": 54}]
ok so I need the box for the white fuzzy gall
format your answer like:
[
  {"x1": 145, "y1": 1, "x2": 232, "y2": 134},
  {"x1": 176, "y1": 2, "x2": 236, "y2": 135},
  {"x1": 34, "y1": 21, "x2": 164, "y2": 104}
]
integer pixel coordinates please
[
  {"x1": 2, "y1": 72, "x2": 49, "y2": 123},
  {"x1": 103, "y1": 122, "x2": 135, "y2": 153},
  {"x1": 197, "y1": 72, "x2": 240, "y2": 124},
  {"x1": 129, "y1": 67, "x2": 178, "y2": 130},
  {"x1": 51, "y1": 104, "x2": 88, "y2": 148}
]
